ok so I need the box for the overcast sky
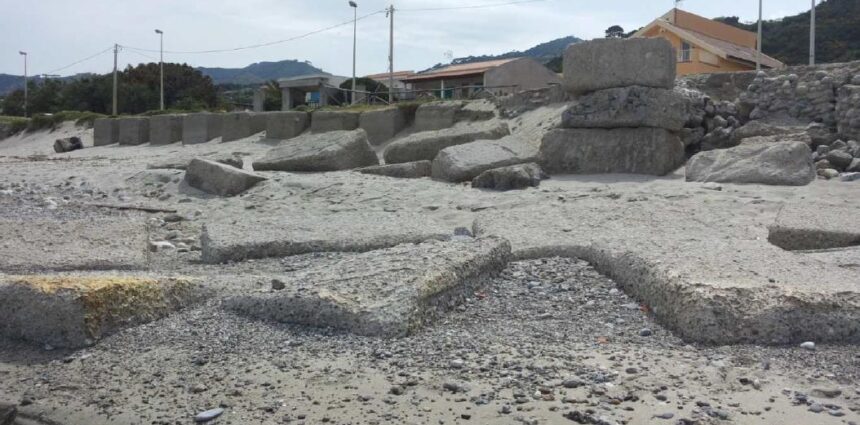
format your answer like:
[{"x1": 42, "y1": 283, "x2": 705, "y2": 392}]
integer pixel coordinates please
[{"x1": 1, "y1": 0, "x2": 818, "y2": 77}]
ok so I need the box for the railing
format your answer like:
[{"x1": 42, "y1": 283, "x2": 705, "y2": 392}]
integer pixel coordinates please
[
  {"x1": 320, "y1": 84, "x2": 522, "y2": 107},
  {"x1": 678, "y1": 48, "x2": 693, "y2": 63}
]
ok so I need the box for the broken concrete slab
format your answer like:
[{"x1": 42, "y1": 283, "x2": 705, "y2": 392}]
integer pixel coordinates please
[
  {"x1": 357, "y1": 160, "x2": 432, "y2": 179},
  {"x1": 184, "y1": 158, "x2": 266, "y2": 197},
  {"x1": 539, "y1": 128, "x2": 685, "y2": 176},
  {"x1": 118, "y1": 117, "x2": 150, "y2": 146},
  {"x1": 253, "y1": 129, "x2": 379, "y2": 172},
  {"x1": 359, "y1": 107, "x2": 406, "y2": 145},
  {"x1": 563, "y1": 38, "x2": 676, "y2": 94},
  {"x1": 200, "y1": 211, "x2": 452, "y2": 264},
  {"x1": 730, "y1": 121, "x2": 806, "y2": 144},
  {"x1": 93, "y1": 118, "x2": 119, "y2": 146},
  {"x1": 0, "y1": 274, "x2": 205, "y2": 348},
  {"x1": 768, "y1": 204, "x2": 860, "y2": 251},
  {"x1": 182, "y1": 112, "x2": 223, "y2": 145},
  {"x1": 561, "y1": 86, "x2": 690, "y2": 131},
  {"x1": 221, "y1": 112, "x2": 259, "y2": 142},
  {"x1": 383, "y1": 120, "x2": 510, "y2": 164},
  {"x1": 456, "y1": 100, "x2": 496, "y2": 122},
  {"x1": 149, "y1": 114, "x2": 184, "y2": 145},
  {"x1": 266, "y1": 111, "x2": 309, "y2": 140},
  {"x1": 311, "y1": 111, "x2": 361, "y2": 133},
  {"x1": 473, "y1": 200, "x2": 860, "y2": 345},
  {"x1": 472, "y1": 162, "x2": 546, "y2": 191},
  {"x1": 225, "y1": 237, "x2": 510, "y2": 337},
  {"x1": 414, "y1": 102, "x2": 462, "y2": 131},
  {"x1": 0, "y1": 218, "x2": 149, "y2": 272},
  {"x1": 686, "y1": 141, "x2": 816, "y2": 186},
  {"x1": 431, "y1": 135, "x2": 538, "y2": 182}
]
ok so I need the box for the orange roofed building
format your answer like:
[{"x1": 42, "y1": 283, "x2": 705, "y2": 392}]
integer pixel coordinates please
[{"x1": 633, "y1": 8, "x2": 784, "y2": 76}]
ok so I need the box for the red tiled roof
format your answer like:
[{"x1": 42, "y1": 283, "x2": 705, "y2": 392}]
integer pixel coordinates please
[
  {"x1": 364, "y1": 70, "x2": 416, "y2": 80},
  {"x1": 403, "y1": 58, "x2": 519, "y2": 82}
]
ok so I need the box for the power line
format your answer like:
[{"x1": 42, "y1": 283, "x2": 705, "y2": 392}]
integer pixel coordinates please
[
  {"x1": 125, "y1": 48, "x2": 158, "y2": 62},
  {"x1": 40, "y1": 46, "x2": 114, "y2": 75},
  {"x1": 398, "y1": 0, "x2": 548, "y2": 12}
]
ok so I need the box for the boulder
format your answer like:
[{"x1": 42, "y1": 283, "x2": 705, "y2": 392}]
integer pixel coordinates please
[
  {"x1": 383, "y1": 120, "x2": 510, "y2": 164},
  {"x1": 686, "y1": 141, "x2": 815, "y2": 186},
  {"x1": 93, "y1": 118, "x2": 118, "y2": 146},
  {"x1": 431, "y1": 136, "x2": 538, "y2": 182},
  {"x1": 358, "y1": 161, "x2": 432, "y2": 179},
  {"x1": 472, "y1": 163, "x2": 546, "y2": 191},
  {"x1": 563, "y1": 38, "x2": 675, "y2": 94},
  {"x1": 253, "y1": 129, "x2": 379, "y2": 172},
  {"x1": 414, "y1": 102, "x2": 462, "y2": 131},
  {"x1": 848, "y1": 158, "x2": 860, "y2": 173},
  {"x1": 739, "y1": 132, "x2": 813, "y2": 146},
  {"x1": 359, "y1": 107, "x2": 406, "y2": 145},
  {"x1": 311, "y1": 110, "x2": 361, "y2": 133},
  {"x1": 561, "y1": 86, "x2": 689, "y2": 131},
  {"x1": 182, "y1": 112, "x2": 222, "y2": 144},
  {"x1": 185, "y1": 158, "x2": 266, "y2": 197},
  {"x1": 266, "y1": 111, "x2": 309, "y2": 140},
  {"x1": 539, "y1": 128, "x2": 685, "y2": 176},
  {"x1": 117, "y1": 117, "x2": 150, "y2": 145},
  {"x1": 0, "y1": 402, "x2": 15, "y2": 425},
  {"x1": 826, "y1": 150, "x2": 854, "y2": 170},
  {"x1": 53, "y1": 136, "x2": 83, "y2": 153},
  {"x1": 149, "y1": 114, "x2": 184, "y2": 145}
]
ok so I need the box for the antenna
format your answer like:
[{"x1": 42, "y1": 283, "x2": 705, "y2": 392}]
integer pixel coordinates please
[
  {"x1": 443, "y1": 50, "x2": 453, "y2": 61},
  {"x1": 675, "y1": 0, "x2": 684, "y2": 9}
]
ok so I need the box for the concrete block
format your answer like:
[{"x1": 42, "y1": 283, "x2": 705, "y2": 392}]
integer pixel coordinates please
[
  {"x1": 561, "y1": 86, "x2": 690, "y2": 131},
  {"x1": 117, "y1": 117, "x2": 150, "y2": 146},
  {"x1": 563, "y1": 38, "x2": 676, "y2": 94},
  {"x1": 359, "y1": 107, "x2": 406, "y2": 145},
  {"x1": 149, "y1": 114, "x2": 183, "y2": 145},
  {"x1": 185, "y1": 158, "x2": 267, "y2": 197},
  {"x1": 253, "y1": 129, "x2": 378, "y2": 172},
  {"x1": 93, "y1": 118, "x2": 119, "y2": 146},
  {"x1": 266, "y1": 111, "x2": 310, "y2": 140},
  {"x1": 414, "y1": 102, "x2": 462, "y2": 131},
  {"x1": 250, "y1": 112, "x2": 268, "y2": 134},
  {"x1": 357, "y1": 161, "x2": 432, "y2": 179},
  {"x1": 431, "y1": 136, "x2": 538, "y2": 182},
  {"x1": 383, "y1": 120, "x2": 510, "y2": 164},
  {"x1": 311, "y1": 110, "x2": 361, "y2": 133},
  {"x1": 221, "y1": 112, "x2": 254, "y2": 142},
  {"x1": 182, "y1": 112, "x2": 223, "y2": 145},
  {"x1": 686, "y1": 141, "x2": 815, "y2": 186}
]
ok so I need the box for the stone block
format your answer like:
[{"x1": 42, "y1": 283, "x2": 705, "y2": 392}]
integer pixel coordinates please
[
  {"x1": 431, "y1": 136, "x2": 538, "y2": 182},
  {"x1": 414, "y1": 102, "x2": 462, "y2": 131},
  {"x1": 253, "y1": 129, "x2": 378, "y2": 172},
  {"x1": 310, "y1": 111, "x2": 361, "y2": 133},
  {"x1": 182, "y1": 112, "x2": 222, "y2": 145},
  {"x1": 384, "y1": 120, "x2": 510, "y2": 164},
  {"x1": 149, "y1": 114, "x2": 183, "y2": 145},
  {"x1": 359, "y1": 107, "x2": 406, "y2": 145},
  {"x1": 93, "y1": 118, "x2": 118, "y2": 146},
  {"x1": 357, "y1": 161, "x2": 432, "y2": 179},
  {"x1": 184, "y1": 158, "x2": 267, "y2": 197},
  {"x1": 117, "y1": 117, "x2": 150, "y2": 145},
  {"x1": 561, "y1": 86, "x2": 689, "y2": 131},
  {"x1": 266, "y1": 111, "x2": 310, "y2": 140},
  {"x1": 563, "y1": 38, "x2": 676, "y2": 94},
  {"x1": 686, "y1": 141, "x2": 815, "y2": 186},
  {"x1": 221, "y1": 112, "x2": 256, "y2": 142},
  {"x1": 471, "y1": 163, "x2": 546, "y2": 191}
]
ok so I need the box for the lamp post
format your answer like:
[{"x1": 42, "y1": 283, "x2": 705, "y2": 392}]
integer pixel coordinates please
[
  {"x1": 756, "y1": 0, "x2": 762, "y2": 71},
  {"x1": 19, "y1": 51, "x2": 27, "y2": 117},
  {"x1": 155, "y1": 29, "x2": 164, "y2": 110},
  {"x1": 349, "y1": 1, "x2": 358, "y2": 105},
  {"x1": 809, "y1": 0, "x2": 816, "y2": 66}
]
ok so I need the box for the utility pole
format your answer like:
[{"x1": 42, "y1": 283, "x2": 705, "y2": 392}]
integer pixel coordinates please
[
  {"x1": 18, "y1": 51, "x2": 27, "y2": 117},
  {"x1": 112, "y1": 44, "x2": 119, "y2": 116},
  {"x1": 349, "y1": 1, "x2": 358, "y2": 105},
  {"x1": 756, "y1": 0, "x2": 763, "y2": 71},
  {"x1": 155, "y1": 29, "x2": 164, "y2": 110},
  {"x1": 387, "y1": 5, "x2": 395, "y2": 104},
  {"x1": 809, "y1": 0, "x2": 816, "y2": 66}
]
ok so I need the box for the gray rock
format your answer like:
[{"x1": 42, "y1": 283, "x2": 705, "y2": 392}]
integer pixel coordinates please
[
  {"x1": 357, "y1": 161, "x2": 432, "y2": 179},
  {"x1": 184, "y1": 158, "x2": 266, "y2": 197},
  {"x1": 687, "y1": 141, "x2": 815, "y2": 186},
  {"x1": 563, "y1": 38, "x2": 675, "y2": 94},
  {"x1": 847, "y1": 158, "x2": 860, "y2": 173},
  {"x1": 826, "y1": 150, "x2": 854, "y2": 170},
  {"x1": 311, "y1": 110, "x2": 361, "y2": 133},
  {"x1": 680, "y1": 127, "x2": 705, "y2": 147},
  {"x1": 739, "y1": 132, "x2": 813, "y2": 146},
  {"x1": 93, "y1": 118, "x2": 118, "y2": 146},
  {"x1": 414, "y1": 102, "x2": 462, "y2": 131},
  {"x1": 149, "y1": 114, "x2": 184, "y2": 145},
  {"x1": 841, "y1": 172, "x2": 860, "y2": 182},
  {"x1": 562, "y1": 86, "x2": 689, "y2": 131},
  {"x1": 266, "y1": 111, "x2": 309, "y2": 140},
  {"x1": 194, "y1": 408, "x2": 224, "y2": 423},
  {"x1": 431, "y1": 136, "x2": 538, "y2": 182},
  {"x1": 471, "y1": 163, "x2": 546, "y2": 191},
  {"x1": 540, "y1": 128, "x2": 685, "y2": 176},
  {"x1": 819, "y1": 168, "x2": 840, "y2": 179},
  {"x1": 253, "y1": 129, "x2": 378, "y2": 172},
  {"x1": 700, "y1": 127, "x2": 736, "y2": 151},
  {"x1": 54, "y1": 137, "x2": 83, "y2": 153},
  {"x1": 359, "y1": 107, "x2": 406, "y2": 145},
  {"x1": 117, "y1": 117, "x2": 150, "y2": 145},
  {"x1": 383, "y1": 120, "x2": 509, "y2": 164},
  {"x1": 0, "y1": 402, "x2": 17, "y2": 425}
]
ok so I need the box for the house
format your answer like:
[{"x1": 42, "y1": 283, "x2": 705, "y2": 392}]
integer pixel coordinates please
[
  {"x1": 402, "y1": 57, "x2": 561, "y2": 100},
  {"x1": 364, "y1": 70, "x2": 416, "y2": 91},
  {"x1": 633, "y1": 8, "x2": 784, "y2": 76},
  {"x1": 277, "y1": 74, "x2": 348, "y2": 109}
]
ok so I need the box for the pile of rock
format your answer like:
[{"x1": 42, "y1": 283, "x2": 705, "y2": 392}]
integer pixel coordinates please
[
  {"x1": 538, "y1": 38, "x2": 686, "y2": 176},
  {"x1": 813, "y1": 139, "x2": 860, "y2": 180}
]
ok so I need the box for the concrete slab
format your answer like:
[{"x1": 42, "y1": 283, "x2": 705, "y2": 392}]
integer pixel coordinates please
[
  {"x1": 184, "y1": 158, "x2": 267, "y2": 197},
  {"x1": 0, "y1": 274, "x2": 205, "y2": 347},
  {"x1": 473, "y1": 200, "x2": 860, "y2": 345},
  {"x1": 431, "y1": 135, "x2": 538, "y2": 182},
  {"x1": 149, "y1": 114, "x2": 183, "y2": 145},
  {"x1": 93, "y1": 118, "x2": 118, "y2": 146},
  {"x1": 117, "y1": 117, "x2": 150, "y2": 146},
  {"x1": 383, "y1": 120, "x2": 510, "y2": 164},
  {"x1": 253, "y1": 129, "x2": 378, "y2": 172},
  {"x1": 200, "y1": 211, "x2": 452, "y2": 264},
  {"x1": 182, "y1": 113, "x2": 222, "y2": 145},
  {"x1": 769, "y1": 204, "x2": 860, "y2": 251},
  {"x1": 358, "y1": 161, "x2": 432, "y2": 179},
  {"x1": 226, "y1": 237, "x2": 510, "y2": 337},
  {"x1": 311, "y1": 111, "x2": 361, "y2": 133},
  {"x1": 266, "y1": 111, "x2": 309, "y2": 140},
  {"x1": 359, "y1": 107, "x2": 406, "y2": 145},
  {"x1": 0, "y1": 218, "x2": 150, "y2": 272}
]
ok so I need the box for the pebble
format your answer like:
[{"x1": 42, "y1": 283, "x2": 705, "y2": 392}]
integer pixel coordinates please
[
  {"x1": 271, "y1": 279, "x2": 286, "y2": 291},
  {"x1": 808, "y1": 403, "x2": 824, "y2": 413},
  {"x1": 639, "y1": 328, "x2": 653, "y2": 337},
  {"x1": 194, "y1": 408, "x2": 224, "y2": 423},
  {"x1": 800, "y1": 341, "x2": 816, "y2": 350},
  {"x1": 449, "y1": 359, "x2": 465, "y2": 369}
]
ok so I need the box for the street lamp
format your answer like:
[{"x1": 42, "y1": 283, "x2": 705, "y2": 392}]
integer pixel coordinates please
[
  {"x1": 155, "y1": 29, "x2": 164, "y2": 110},
  {"x1": 18, "y1": 51, "x2": 27, "y2": 117},
  {"x1": 756, "y1": 0, "x2": 762, "y2": 71},
  {"x1": 809, "y1": 0, "x2": 816, "y2": 66},
  {"x1": 349, "y1": 1, "x2": 357, "y2": 105}
]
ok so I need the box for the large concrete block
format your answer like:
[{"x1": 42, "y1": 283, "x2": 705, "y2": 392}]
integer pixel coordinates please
[
  {"x1": 539, "y1": 128, "x2": 685, "y2": 176},
  {"x1": 431, "y1": 136, "x2": 538, "y2": 182},
  {"x1": 686, "y1": 141, "x2": 815, "y2": 186},
  {"x1": 250, "y1": 112, "x2": 268, "y2": 134},
  {"x1": 222, "y1": 112, "x2": 255, "y2": 142},
  {"x1": 383, "y1": 120, "x2": 510, "y2": 164},
  {"x1": 768, "y1": 205, "x2": 860, "y2": 251},
  {"x1": 357, "y1": 161, "x2": 432, "y2": 179},
  {"x1": 253, "y1": 129, "x2": 379, "y2": 172},
  {"x1": 149, "y1": 114, "x2": 183, "y2": 145},
  {"x1": 117, "y1": 117, "x2": 150, "y2": 146},
  {"x1": 182, "y1": 112, "x2": 223, "y2": 145},
  {"x1": 185, "y1": 158, "x2": 267, "y2": 197},
  {"x1": 266, "y1": 111, "x2": 310, "y2": 140},
  {"x1": 93, "y1": 118, "x2": 119, "y2": 146},
  {"x1": 0, "y1": 275, "x2": 205, "y2": 348},
  {"x1": 414, "y1": 102, "x2": 462, "y2": 131},
  {"x1": 310, "y1": 111, "x2": 361, "y2": 133},
  {"x1": 359, "y1": 107, "x2": 406, "y2": 145},
  {"x1": 563, "y1": 38, "x2": 676, "y2": 94},
  {"x1": 562, "y1": 86, "x2": 690, "y2": 131}
]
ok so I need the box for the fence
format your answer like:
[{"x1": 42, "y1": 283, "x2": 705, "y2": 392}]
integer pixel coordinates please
[{"x1": 318, "y1": 84, "x2": 522, "y2": 107}]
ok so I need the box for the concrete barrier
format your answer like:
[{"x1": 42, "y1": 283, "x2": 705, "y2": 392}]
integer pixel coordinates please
[
  {"x1": 415, "y1": 102, "x2": 461, "y2": 131},
  {"x1": 250, "y1": 112, "x2": 268, "y2": 134},
  {"x1": 183, "y1": 112, "x2": 222, "y2": 145},
  {"x1": 311, "y1": 111, "x2": 360, "y2": 133},
  {"x1": 117, "y1": 117, "x2": 150, "y2": 146},
  {"x1": 93, "y1": 118, "x2": 119, "y2": 146},
  {"x1": 359, "y1": 107, "x2": 406, "y2": 145},
  {"x1": 222, "y1": 112, "x2": 254, "y2": 142},
  {"x1": 266, "y1": 111, "x2": 309, "y2": 140},
  {"x1": 149, "y1": 114, "x2": 183, "y2": 145}
]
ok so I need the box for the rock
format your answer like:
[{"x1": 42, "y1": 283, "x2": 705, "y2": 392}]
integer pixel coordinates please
[
  {"x1": 226, "y1": 237, "x2": 511, "y2": 337},
  {"x1": 93, "y1": 118, "x2": 119, "y2": 146},
  {"x1": 680, "y1": 127, "x2": 705, "y2": 147},
  {"x1": 271, "y1": 279, "x2": 286, "y2": 290},
  {"x1": 53, "y1": 136, "x2": 84, "y2": 153},
  {"x1": 739, "y1": 132, "x2": 813, "y2": 146},
  {"x1": 540, "y1": 128, "x2": 684, "y2": 176},
  {"x1": 414, "y1": 102, "x2": 462, "y2": 131},
  {"x1": 117, "y1": 117, "x2": 150, "y2": 145},
  {"x1": 808, "y1": 403, "x2": 825, "y2": 413},
  {"x1": 818, "y1": 168, "x2": 840, "y2": 179},
  {"x1": 213, "y1": 155, "x2": 244, "y2": 170},
  {"x1": 562, "y1": 379, "x2": 585, "y2": 388},
  {"x1": 700, "y1": 127, "x2": 736, "y2": 151},
  {"x1": 800, "y1": 341, "x2": 816, "y2": 350},
  {"x1": 194, "y1": 408, "x2": 224, "y2": 423},
  {"x1": 311, "y1": 110, "x2": 360, "y2": 133},
  {"x1": 730, "y1": 121, "x2": 804, "y2": 143},
  {"x1": 686, "y1": 141, "x2": 815, "y2": 186},
  {"x1": 561, "y1": 86, "x2": 689, "y2": 131},
  {"x1": 359, "y1": 107, "x2": 406, "y2": 145},
  {"x1": 149, "y1": 114, "x2": 184, "y2": 145},
  {"x1": 471, "y1": 163, "x2": 546, "y2": 191},
  {"x1": 826, "y1": 150, "x2": 854, "y2": 170},
  {"x1": 266, "y1": 111, "x2": 309, "y2": 140},
  {"x1": 811, "y1": 388, "x2": 842, "y2": 398},
  {"x1": 357, "y1": 161, "x2": 432, "y2": 179},
  {"x1": 253, "y1": 129, "x2": 379, "y2": 172},
  {"x1": 149, "y1": 240, "x2": 176, "y2": 252},
  {"x1": 563, "y1": 38, "x2": 675, "y2": 94},
  {"x1": 841, "y1": 172, "x2": 860, "y2": 182},
  {"x1": 639, "y1": 328, "x2": 653, "y2": 337},
  {"x1": 816, "y1": 159, "x2": 832, "y2": 170},
  {"x1": 184, "y1": 158, "x2": 266, "y2": 197},
  {"x1": 0, "y1": 402, "x2": 16, "y2": 425},
  {"x1": 383, "y1": 120, "x2": 509, "y2": 164},
  {"x1": 183, "y1": 113, "x2": 222, "y2": 145},
  {"x1": 449, "y1": 359, "x2": 465, "y2": 369},
  {"x1": 431, "y1": 136, "x2": 538, "y2": 182}
]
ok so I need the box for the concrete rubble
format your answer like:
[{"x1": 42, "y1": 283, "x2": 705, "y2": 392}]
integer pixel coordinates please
[
  {"x1": 253, "y1": 129, "x2": 378, "y2": 172},
  {"x1": 686, "y1": 141, "x2": 816, "y2": 186},
  {"x1": 383, "y1": 119, "x2": 510, "y2": 164},
  {"x1": 184, "y1": 158, "x2": 267, "y2": 197}
]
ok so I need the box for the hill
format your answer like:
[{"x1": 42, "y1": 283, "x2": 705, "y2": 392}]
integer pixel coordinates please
[
  {"x1": 715, "y1": 0, "x2": 860, "y2": 65},
  {"x1": 196, "y1": 60, "x2": 326, "y2": 86},
  {"x1": 422, "y1": 35, "x2": 581, "y2": 72}
]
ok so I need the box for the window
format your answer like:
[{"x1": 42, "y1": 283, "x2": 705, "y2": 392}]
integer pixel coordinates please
[{"x1": 679, "y1": 41, "x2": 693, "y2": 63}]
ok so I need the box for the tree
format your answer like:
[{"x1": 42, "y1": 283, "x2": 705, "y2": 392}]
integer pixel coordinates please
[
  {"x1": 605, "y1": 25, "x2": 626, "y2": 38},
  {"x1": 263, "y1": 80, "x2": 282, "y2": 111}
]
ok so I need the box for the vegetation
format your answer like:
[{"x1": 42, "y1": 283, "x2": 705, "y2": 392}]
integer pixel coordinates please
[{"x1": 197, "y1": 60, "x2": 324, "y2": 85}]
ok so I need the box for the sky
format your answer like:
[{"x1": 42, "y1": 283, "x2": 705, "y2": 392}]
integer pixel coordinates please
[{"x1": 0, "y1": 0, "x2": 819, "y2": 77}]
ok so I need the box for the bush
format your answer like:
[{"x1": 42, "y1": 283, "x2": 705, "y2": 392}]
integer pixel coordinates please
[
  {"x1": 0, "y1": 116, "x2": 30, "y2": 137},
  {"x1": 24, "y1": 111, "x2": 107, "y2": 132}
]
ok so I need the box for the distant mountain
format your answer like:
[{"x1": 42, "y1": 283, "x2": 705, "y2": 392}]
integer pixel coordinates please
[
  {"x1": 423, "y1": 35, "x2": 582, "y2": 72},
  {"x1": 197, "y1": 60, "x2": 326, "y2": 86}
]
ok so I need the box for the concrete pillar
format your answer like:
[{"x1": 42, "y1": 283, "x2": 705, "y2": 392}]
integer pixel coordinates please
[
  {"x1": 318, "y1": 86, "x2": 329, "y2": 107},
  {"x1": 281, "y1": 88, "x2": 292, "y2": 111},
  {"x1": 253, "y1": 89, "x2": 264, "y2": 112}
]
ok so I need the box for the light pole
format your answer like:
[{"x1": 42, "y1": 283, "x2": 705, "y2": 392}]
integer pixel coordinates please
[
  {"x1": 155, "y1": 29, "x2": 164, "y2": 110},
  {"x1": 809, "y1": 0, "x2": 816, "y2": 66},
  {"x1": 756, "y1": 0, "x2": 762, "y2": 71},
  {"x1": 18, "y1": 51, "x2": 27, "y2": 117},
  {"x1": 349, "y1": 1, "x2": 358, "y2": 105}
]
